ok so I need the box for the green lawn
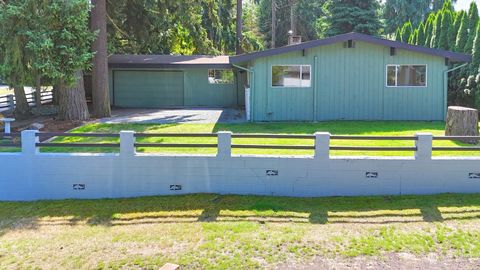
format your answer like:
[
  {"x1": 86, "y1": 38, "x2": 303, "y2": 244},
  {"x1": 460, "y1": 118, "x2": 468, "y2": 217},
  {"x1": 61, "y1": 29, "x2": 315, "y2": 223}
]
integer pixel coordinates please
[
  {"x1": 0, "y1": 87, "x2": 12, "y2": 96},
  {"x1": 1, "y1": 193, "x2": 480, "y2": 269},
  {"x1": 38, "y1": 121, "x2": 480, "y2": 156}
]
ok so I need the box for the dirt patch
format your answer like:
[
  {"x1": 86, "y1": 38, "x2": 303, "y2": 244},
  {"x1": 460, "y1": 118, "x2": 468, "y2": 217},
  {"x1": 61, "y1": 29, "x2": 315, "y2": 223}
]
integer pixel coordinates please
[
  {"x1": 40, "y1": 119, "x2": 86, "y2": 132},
  {"x1": 9, "y1": 116, "x2": 91, "y2": 133},
  {"x1": 277, "y1": 253, "x2": 480, "y2": 270}
]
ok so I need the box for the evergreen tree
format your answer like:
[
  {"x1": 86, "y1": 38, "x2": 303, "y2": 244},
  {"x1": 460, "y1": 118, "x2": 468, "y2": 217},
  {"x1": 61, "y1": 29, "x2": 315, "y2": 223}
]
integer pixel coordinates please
[
  {"x1": 450, "y1": 11, "x2": 463, "y2": 47},
  {"x1": 430, "y1": 12, "x2": 442, "y2": 48},
  {"x1": 383, "y1": 0, "x2": 431, "y2": 34},
  {"x1": 440, "y1": 0, "x2": 454, "y2": 12},
  {"x1": 410, "y1": 29, "x2": 418, "y2": 44},
  {"x1": 465, "y1": 2, "x2": 479, "y2": 53},
  {"x1": 321, "y1": 0, "x2": 382, "y2": 37},
  {"x1": 0, "y1": 0, "x2": 36, "y2": 117},
  {"x1": 470, "y1": 22, "x2": 480, "y2": 75},
  {"x1": 423, "y1": 13, "x2": 436, "y2": 47},
  {"x1": 395, "y1": 27, "x2": 402, "y2": 41},
  {"x1": 468, "y1": 1, "x2": 479, "y2": 32},
  {"x1": 416, "y1": 22, "x2": 425, "y2": 46},
  {"x1": 400, "y1": 21, "x2": 413, "y2": 43},
  {"x1": 438, "y1": 10, "x2": 453, "y2": 50},
  {"x1": 455, "y1": 11, "x2": 469, "y2": 52}
]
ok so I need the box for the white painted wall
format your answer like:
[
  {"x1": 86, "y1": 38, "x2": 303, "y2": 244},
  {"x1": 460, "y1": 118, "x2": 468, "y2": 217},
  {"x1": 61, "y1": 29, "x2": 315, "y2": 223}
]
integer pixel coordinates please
[{"x1": 0, "y1": 131, "x2": 479, "y2": 201}]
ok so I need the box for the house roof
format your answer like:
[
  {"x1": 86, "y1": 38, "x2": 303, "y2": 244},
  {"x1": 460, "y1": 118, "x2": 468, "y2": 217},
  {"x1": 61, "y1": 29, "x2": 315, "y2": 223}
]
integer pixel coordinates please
[
  {"x1": 229, "y1": 32, "x2": 472, "y2": 63},
  {"x1": 108, "y1": 55, "x2": 232, "y2": 68}
]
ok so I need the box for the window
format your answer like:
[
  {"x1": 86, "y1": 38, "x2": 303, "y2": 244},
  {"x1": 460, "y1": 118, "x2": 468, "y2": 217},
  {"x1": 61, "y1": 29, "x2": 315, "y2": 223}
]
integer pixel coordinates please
[
  {"x1": 208, "y1": 69, "x2": 234, "y2": 84},
  {"x1": 386, "y1": 65, "x2": 427, "y2": 87},
  {"x1": 272, "y1": 65, "x2": 311, "y2": 87}
]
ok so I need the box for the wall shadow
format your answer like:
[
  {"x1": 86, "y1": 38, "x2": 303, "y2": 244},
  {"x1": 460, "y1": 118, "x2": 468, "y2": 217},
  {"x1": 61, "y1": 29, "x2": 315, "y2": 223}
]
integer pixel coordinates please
[{"x1": 2, "y1": 193, "x2": 480, "y2": 236}]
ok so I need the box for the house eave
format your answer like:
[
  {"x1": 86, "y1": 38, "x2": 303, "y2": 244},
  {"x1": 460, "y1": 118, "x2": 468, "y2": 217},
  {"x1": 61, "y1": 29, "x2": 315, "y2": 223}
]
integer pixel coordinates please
[{"x1": 229, "y1": 32, "x2": 472, "y2": 64}]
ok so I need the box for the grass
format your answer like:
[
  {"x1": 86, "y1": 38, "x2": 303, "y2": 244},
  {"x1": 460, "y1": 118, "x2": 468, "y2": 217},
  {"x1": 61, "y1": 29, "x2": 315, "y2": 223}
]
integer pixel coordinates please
[
  {"x1": 0, "y1": 87, "x2": 12, "y2": 96},
  {"x1": 1, "y1": 193, "x2": 480, "y2": 269},
  {"x1": 36, "y1": 121, "x2": 480, "y2": 156}
]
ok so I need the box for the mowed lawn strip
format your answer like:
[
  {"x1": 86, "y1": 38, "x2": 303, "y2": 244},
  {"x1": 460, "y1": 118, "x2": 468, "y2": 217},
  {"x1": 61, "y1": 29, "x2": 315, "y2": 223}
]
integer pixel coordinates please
[
  {"x1": 37, "y1": 121, "x2": 480, "y2": 156},
  {"x1": 0, "y1": 88, "x2": 12, "y2": 96},
  {"x1": 1, "y1": 193, "x2": 480, "y2": 269}
]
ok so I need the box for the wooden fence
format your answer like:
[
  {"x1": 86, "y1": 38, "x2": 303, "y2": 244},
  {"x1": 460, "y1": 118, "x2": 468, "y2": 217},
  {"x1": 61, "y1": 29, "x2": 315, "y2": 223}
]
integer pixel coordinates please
[
  {"x1": 0, "y1": 90, "x2": 53, "y2": 112},
  {"x1": 1, "y1": 131, "x2": 479, "y2": 158}
]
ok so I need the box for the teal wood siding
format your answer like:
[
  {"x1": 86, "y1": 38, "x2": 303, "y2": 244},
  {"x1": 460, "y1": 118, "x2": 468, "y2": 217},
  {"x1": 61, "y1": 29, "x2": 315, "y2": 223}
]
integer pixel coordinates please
[
  {"x1": 250, "y1": 41, "x2": 448, "y2": 121},
  {"x1": 183, "y1": 68, "x2": 237, "y2": 107},
  {"x1": 110, "y1": 68, "x2": 243, "y2": 108},
  {"x1": 113, "y1": 70, "x2": 184, "y2": 107},
  {"x1": 252, "y1": 53, "x2": 315, "y2": 121}
]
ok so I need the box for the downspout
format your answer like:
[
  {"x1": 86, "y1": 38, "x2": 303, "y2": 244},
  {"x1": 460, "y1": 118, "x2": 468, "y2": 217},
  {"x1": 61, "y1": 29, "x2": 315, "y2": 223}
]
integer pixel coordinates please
[
  {"x1": 313, "y1": 56, "x2": 318, "y2": 122},
  {"x1": 232, "y1": 63, "x2": 255, "y2": 122},
  {"x1": 443, "y1": 62, "x2": 468, "y2": 120}
]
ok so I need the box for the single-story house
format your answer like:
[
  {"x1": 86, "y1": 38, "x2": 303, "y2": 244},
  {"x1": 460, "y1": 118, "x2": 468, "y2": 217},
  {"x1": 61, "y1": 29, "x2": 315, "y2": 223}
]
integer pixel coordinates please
[{"x1": 108, "y1": 32, "x2": 471, "y2": 121}]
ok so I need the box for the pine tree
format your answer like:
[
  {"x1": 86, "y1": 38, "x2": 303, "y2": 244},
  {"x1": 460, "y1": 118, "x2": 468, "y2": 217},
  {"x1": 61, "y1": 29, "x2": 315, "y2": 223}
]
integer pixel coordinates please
[
  {"x1": 438, "y1": 10, "x2": 453, "y2": 50},
  {"x1": 455, "y1": 12, "x2": 469, "y2": 52},
  {"x1": 465, "y1": 2, "x2": 479, "y2": 53},
  {"x1": 395, "y1": 27, "x2": 402, "y2": 42},
  {"x1": 416, "y1": 22, "x2": 426, "y2": 46},
  {"x1": 441, "y1": 0, "x2": 454, "y2": 12},
  {"x1": 450, "y1": 11, "x2": 463, "y2": 47},
  {"x1": 410, "y1": 30, "x2": 418, "y2": 45},
  {"x1": 468, "y1": 1, "x2": 479, "y2": 32},
  {"x1": 430, "y1": 12, "x2": 442, "y2": 48},
  {"x1": 382, "y1": 0, "x2": 431, "y2": 34},
  {"x1": 470, "y1": 22, "x2": 480, "y2": 75},
  {"x1": 322, "y1": 0, "x2": 382, "y2": 37},
  {"x1": 424, "y1": 13, "x2": 436, "y2": 47},
  {"x1": 401, "y1": 21, "x2": 413, "y2": 44}
]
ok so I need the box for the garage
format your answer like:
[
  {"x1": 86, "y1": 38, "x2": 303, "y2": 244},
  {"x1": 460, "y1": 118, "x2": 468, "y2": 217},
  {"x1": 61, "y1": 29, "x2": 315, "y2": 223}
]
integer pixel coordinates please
[
  {"x1": 113, "y1": 70, "x2": 184, "y2": 108},
  {"x1": 109, "y1": 55, "x2": 247, "y2": 108}
]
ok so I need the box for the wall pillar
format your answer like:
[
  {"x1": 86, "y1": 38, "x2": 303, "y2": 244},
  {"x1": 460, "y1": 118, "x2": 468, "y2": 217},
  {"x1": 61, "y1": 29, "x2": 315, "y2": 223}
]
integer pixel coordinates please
[
  {"x1": 415, "y1": 132, "x2": 433, "y2": 160},
  {"x1": 120, "y1": 131, "x2": 135, "y2": 156},
  {"x1": 21, "y1": 130, "x2": 38, "y2": 155},
  {"x1": 315, "y1": 132, "x2": 330, "y2": 160},
  {"x1": 217, "y1": 131, "x2": 232, "y2": 158}
]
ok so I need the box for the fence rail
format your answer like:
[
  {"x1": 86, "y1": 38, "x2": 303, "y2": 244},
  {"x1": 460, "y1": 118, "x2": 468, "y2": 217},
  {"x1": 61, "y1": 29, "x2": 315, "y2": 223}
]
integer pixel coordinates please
[
  {"x1": 0, "y1": 89, "x2": 53, "y2": 112},
  {"x1": 1, "y1": 131, "x2": 479, "y2": 158}
]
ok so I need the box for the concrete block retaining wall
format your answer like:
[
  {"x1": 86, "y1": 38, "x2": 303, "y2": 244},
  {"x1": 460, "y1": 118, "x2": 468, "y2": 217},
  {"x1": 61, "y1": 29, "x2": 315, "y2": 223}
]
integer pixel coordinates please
[{"x1": 0, "y1": 131, "x2": 479, "y2": 201}]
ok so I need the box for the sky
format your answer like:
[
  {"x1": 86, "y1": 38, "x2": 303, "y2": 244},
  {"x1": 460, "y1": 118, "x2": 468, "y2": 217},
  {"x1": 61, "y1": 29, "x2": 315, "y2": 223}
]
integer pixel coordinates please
[{"x1": 455, "y1": 0, "x2": 480, "y2": 11}]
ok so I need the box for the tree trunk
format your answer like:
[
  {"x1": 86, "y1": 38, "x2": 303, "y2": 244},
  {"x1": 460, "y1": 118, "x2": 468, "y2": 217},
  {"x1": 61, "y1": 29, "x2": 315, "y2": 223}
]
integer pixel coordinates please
[
  {"x1": 445, "y1": 106, "x2": 479, "y2": 144},
  {"x1": 236, "y1": 0, "x2": 243, "y2": 55},
  {"x1": 52, "y1": 83, "x2": 60, "y2": 105},
  {"x1": 13, "y1": 86, "x2": 30, "y2": 118},
  {"x1": 58, "y1": 70, "x2": 90, "y2": 121},
  {"x1": 91, "y1": 0, "x2": 111, "y2": 118}
]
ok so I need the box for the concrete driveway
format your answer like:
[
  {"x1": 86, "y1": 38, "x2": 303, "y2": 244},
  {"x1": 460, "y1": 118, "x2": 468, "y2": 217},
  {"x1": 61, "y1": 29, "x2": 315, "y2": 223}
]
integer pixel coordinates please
[{"x1": 100, "y1": 108, "x2": 246, "y2": 124}]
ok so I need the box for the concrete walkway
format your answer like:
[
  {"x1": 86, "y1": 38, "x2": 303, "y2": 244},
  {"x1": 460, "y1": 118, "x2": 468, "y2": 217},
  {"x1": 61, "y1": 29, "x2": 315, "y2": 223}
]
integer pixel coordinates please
[{"x1": 100, "y1": 108, "x2": 246, "y2": 124}]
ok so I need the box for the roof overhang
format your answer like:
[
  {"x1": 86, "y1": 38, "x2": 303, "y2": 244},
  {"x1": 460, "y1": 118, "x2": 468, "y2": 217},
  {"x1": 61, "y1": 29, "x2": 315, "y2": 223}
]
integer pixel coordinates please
[
  {"x1": 108, "y1": 63, "x2": 233, "y2": 69},
  {"x1": 230, "y1": 32, "x2": 472, "y2": 64},
  {"x1": 108, "y1": 55, "x2": 232, "y2": 69}
]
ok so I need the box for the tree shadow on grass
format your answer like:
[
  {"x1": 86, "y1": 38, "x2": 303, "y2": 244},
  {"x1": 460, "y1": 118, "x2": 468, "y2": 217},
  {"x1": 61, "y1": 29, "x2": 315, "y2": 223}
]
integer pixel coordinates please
[{"x1": 1, "y1": 193, "x2": 480, "y2": 236}]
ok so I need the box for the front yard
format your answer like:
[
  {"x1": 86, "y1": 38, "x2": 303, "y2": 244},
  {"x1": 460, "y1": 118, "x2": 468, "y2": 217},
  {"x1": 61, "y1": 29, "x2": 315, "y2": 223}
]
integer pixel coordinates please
[
  {"x1": 0, "y1": 87, "x2": 12, "y2": 96},
  {"x1": 1, "y1": 193, "x2": 480, "y2": 269},
  {"x1": 41, "y1": 121, "x2": 480, "y2": 156}
]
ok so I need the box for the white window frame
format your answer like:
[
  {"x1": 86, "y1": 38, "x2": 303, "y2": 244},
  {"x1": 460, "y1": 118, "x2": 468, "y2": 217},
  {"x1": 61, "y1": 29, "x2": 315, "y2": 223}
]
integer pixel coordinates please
[
  {"x1": 271, "y1": 65, "x2": 312, "y2": 88},
  {"x1": 386, "y1": 64, "x2": 428, "y2": 88},
  {"x1": 208, "y1": 69, "x2": 234, "y2": 85}
]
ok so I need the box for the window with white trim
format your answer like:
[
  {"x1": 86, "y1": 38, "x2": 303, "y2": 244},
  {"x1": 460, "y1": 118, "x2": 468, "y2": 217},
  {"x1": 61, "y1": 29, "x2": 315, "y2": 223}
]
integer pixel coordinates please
[
  {"x1": 208, "y1": 69, "x2": 234, "y2": 84},
  {"x1": 272, "y1": 65, "x2": 311, "y2": 87},
  {"x1": 386, "y1": 65, "x2": 427, "y2": 87}
]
